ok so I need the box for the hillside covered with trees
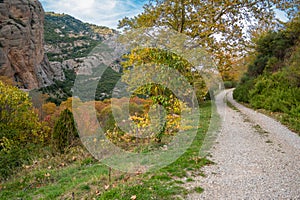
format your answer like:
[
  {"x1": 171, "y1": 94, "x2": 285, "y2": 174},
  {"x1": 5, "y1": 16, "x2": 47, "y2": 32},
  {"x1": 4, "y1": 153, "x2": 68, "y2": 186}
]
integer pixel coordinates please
[
  {"x1": 40, "y1": 12, "x2": 124, "y2": 104},
  {"x1": 44, "y1": 12, "x2": 116, "y2": 61}
]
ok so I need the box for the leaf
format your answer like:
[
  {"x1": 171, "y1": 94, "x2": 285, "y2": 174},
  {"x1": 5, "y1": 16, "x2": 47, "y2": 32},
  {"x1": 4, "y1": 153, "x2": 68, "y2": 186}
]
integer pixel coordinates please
[
  {"x1": 72, "y1": 156, "x2": 77, "y2": 161},
  {"x1": 104, "y1": 185, "x2": 110, "y2": 190},
  {"x1": 95, "y1": 190, "x2": 101, "y2": 196}
]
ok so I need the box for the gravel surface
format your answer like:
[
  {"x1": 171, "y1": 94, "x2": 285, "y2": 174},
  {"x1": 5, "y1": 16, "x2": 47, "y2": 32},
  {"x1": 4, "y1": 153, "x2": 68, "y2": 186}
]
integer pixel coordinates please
[{"x1": 187, "y1": 89, "x2": 300, "y2": 200}]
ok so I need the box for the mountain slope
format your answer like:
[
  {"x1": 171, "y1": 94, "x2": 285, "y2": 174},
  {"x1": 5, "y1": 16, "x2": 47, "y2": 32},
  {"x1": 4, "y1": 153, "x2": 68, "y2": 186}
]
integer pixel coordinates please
[
  {"x1": 40, "y1": 12, "x2": 124, "y2": 104},
  {"x1": 44, "y1": 12, "x2": 117, "y2": 62}
]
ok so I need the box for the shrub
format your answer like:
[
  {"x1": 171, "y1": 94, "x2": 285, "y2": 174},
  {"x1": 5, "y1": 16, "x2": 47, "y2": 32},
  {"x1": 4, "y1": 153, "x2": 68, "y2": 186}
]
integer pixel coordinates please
[
  {"x1": 94, "y1": 101, "x2": 108, "y2": 113},
  {"x1": 233, "y1": 78, "x2": 255, "y2": 103},
  {"x1": 249, "y1": 73, "x2": 300, "y2": 114},
  {"x1": 223, "y1": 81, "x2": 237, "y2": 89},
  {"x1": 97, "y1": 105, "x2": 123, "y2": 132},
  {"x1": 0, "y1": 141, "x2": 33, "y2": 179}
]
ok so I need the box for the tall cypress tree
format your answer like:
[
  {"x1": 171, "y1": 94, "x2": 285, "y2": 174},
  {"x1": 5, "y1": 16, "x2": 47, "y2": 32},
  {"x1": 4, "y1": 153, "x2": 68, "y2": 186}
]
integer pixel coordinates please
[{"x1": 52, "y1": 109, "x2": 79, "y2": 153}]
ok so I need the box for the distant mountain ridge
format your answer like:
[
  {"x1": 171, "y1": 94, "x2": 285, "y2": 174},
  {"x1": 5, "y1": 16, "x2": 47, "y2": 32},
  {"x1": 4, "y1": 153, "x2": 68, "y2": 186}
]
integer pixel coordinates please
[{"x1": 44, "y1": 12, "x2": 117, "y2": 62}]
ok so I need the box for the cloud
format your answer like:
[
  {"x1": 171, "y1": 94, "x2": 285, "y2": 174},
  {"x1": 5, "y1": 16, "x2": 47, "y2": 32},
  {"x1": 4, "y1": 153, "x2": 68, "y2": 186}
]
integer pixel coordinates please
[
  {"x1": 40, "y1": 0, "x2": 147, "y2": 29},
  {"x1": 275, "y1": 9, "x2": 289, "y2": 22}
]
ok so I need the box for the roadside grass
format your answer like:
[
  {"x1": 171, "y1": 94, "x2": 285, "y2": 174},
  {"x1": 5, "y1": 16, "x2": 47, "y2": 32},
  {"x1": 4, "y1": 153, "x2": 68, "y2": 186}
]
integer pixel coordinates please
[
  {"x1": 236, "y1": 101, "x2": 300, "y2": 135},
  {"x1": 256, "y1": 109, "x2": 300, "y2": 135},
  {"x1": 0, "y1": 101, "x2": 213, "y2": 199},
  {"x1": 265, "y1": 139, "x2": 273, "y2": 144},
  {"x1": 253, "y1": 124, "x2": 269, "y2": 136},
  {"x1": 193, "y1": 186, "x2": 204, "y2": 193},
  {"x1": 226, "y1": 94, "x2": 299, "y2": 136},
  {"x1": 225, "y1": 96, "x2": 272, "y2": 138},
  {"x1": 225, "y1": 97, "x2": 239, "y2": 112}
]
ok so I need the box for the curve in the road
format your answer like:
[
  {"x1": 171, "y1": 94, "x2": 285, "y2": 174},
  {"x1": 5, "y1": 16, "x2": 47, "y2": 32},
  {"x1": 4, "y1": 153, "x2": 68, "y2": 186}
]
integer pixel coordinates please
[{"x1": 188, "y1": 89, "x2": 300, "y2": 199}]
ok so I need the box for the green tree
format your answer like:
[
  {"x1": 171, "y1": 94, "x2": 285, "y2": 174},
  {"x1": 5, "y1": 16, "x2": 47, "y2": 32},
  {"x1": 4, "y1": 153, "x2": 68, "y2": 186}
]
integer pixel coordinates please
[
  {"x1": 233, "y1": 12, "x2": 300, "y2": 132},
  {"x1": 246, "y1": 13, "x2": 300, "y2": 78},
  {"x1": 52, "y1": 109, "x2": 79, "y2": 153}
]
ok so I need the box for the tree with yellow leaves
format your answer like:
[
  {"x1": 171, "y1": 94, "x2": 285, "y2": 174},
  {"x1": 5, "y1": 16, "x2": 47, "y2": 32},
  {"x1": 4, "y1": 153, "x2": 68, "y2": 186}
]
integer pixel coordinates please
[
  {"x1": 118, "y1": 0, "x2": 298, "y2": 80},
  {"x1": 0, "y1": 81, "x2": 47, "y2": 178}
]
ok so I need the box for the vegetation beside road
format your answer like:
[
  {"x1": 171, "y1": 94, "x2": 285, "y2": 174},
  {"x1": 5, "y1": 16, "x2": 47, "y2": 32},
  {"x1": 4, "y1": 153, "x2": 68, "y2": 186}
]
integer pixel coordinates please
[
  {"x1": 233, "y1": 15, "x2": 300, "y2": 134},
  {"x1": 0, "y1": 82, "x2": 213, "y2": 199}
]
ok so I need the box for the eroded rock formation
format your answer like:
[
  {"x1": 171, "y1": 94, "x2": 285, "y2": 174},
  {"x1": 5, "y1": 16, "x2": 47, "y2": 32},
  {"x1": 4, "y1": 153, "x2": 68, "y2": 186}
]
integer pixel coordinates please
[{"x1": 0, "y1": 0, "x2": 63, "y2": 89}]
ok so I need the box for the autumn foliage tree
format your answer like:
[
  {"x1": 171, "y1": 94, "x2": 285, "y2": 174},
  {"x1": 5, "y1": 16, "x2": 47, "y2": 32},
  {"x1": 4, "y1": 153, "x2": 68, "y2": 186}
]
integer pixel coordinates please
[
  {"x1": 121, "y1": 48, "x2": 206, "y2": 107},
  {"x1": 118, "y1": 0, "x2": 298, "y2": 80},
  {"x1": 0, "y1": 81, "x2": 42, "y2": 146},
  {"x1": 0, "y1": 81, "x2": 46, "y2": 178},
  {"x1": 42, "y1": 102, "x2": 57, "y2": 117}
]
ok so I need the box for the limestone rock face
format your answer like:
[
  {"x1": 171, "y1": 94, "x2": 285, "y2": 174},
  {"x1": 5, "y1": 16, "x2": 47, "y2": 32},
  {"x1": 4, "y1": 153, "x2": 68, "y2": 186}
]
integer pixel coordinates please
[{"x1": 0, "y1": 0, "x2": 62, "y2": 89}]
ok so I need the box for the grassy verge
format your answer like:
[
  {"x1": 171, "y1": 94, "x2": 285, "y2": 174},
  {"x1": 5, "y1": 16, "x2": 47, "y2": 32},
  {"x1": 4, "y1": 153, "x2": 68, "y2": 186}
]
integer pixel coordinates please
[
  {"x1": 0, "y1": 102, "x2": 213, "y2": 199},
  {"x1": 255, "y1": 109, "x2": 300, "y2": 135},
  {"x1": 233, "y1": 100, "x2": 300, "y2": 135},
  {"x1": 99, "y1": 102, "x2": 214, "y2": 199},
  {"x1": 228, "y1": 90, "x2": 299, "y2": 135},
  {"x1": 225, "y1": 98, "x2": 239, "y2": 112}
]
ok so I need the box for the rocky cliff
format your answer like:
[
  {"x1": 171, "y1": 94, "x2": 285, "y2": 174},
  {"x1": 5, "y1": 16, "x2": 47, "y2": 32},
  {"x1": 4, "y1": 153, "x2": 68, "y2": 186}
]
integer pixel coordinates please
[{"x1": 0, "y1": 0, "x2": 63, "y2": 89}]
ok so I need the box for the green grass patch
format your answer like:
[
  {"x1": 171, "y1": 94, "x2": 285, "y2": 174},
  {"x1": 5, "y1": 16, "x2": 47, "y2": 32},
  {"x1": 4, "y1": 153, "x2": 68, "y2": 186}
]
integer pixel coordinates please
[
  {"x1": 0, "y1": 163, "x2": 109, "y2": 199},
  {"x1": 225, "y1": 98, "x2": 239, "y2": 111},
  {"x1": 265, "y1": 139, "x2": 273, "y2": 144},
  {"x1": 97, "y1": 101, "x2": 213, "y2": 199},
  {"x1": 253, "y1": 124, "x2": 269, "y2": 136},
  {"x1": 186, "y1": 178, "x2": 194, "y2": 182},
  {"x1": 194, "y1": 186, "x2": 204, "y2": 193}
]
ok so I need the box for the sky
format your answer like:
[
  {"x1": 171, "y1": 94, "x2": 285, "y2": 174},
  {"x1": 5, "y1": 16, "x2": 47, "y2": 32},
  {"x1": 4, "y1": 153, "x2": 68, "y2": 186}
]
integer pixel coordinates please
[
  {"x1": 40, "y1": 0, "x2": 148, "y2": 29},
  {"x1": 40, "y1": 0, "x2": 289, "y2": 30}
]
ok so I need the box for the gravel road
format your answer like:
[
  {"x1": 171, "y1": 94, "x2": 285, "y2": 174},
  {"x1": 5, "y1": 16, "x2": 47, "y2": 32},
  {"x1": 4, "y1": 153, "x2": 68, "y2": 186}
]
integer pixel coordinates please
[{"x1": 187, "y1": 89, "x2": 300, "y2": 199}]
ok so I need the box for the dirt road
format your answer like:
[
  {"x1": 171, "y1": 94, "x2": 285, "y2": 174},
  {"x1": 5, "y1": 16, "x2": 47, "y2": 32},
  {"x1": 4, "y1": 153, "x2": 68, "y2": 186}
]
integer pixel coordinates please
[{"x1": 188, "y1": 89, "x2": 300, "y2": 199}]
